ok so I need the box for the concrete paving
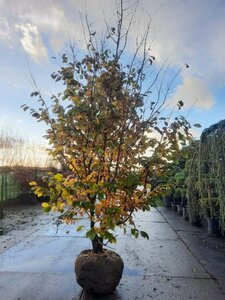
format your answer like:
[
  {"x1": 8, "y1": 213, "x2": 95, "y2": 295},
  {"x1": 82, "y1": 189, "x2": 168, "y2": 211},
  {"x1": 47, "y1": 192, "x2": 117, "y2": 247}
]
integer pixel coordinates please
[
  {"x1": 158, "y1": 207, "x2": 225, "y2": 296},
  {"x1": 0, "y1": 207, "x2": 225, "y2": 300}
]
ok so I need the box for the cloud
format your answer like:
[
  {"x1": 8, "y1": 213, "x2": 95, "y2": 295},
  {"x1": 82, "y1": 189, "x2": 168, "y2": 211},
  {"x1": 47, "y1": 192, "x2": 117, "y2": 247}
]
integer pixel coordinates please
[
  {"x1": 141, "y1": 0, "x2": 225, "y2": 82},
  {"x1": 1, "y1": 0, "x2": 225, "y2": 72},
  {"x1": 16, "y1": 23, "x2": 48, "y2": 63},
  {"x1": 0, "y1": 19, "x2": 11, "y2": 42},
  {"x1": 189, "y1": 127, "x2": 201, "y2": 139},
  {"x1": 0, "y1": 0, "x2": 70, "y2": 61},
  {"x1": 168, "y1": 76, "x2": 214, "y2": 110},
  {"x1": 0, "y1": 0, "x2": 225, "y2": 95},
  {"x1": 16, "y1": 119, "x2": 24, "y2": 124}
]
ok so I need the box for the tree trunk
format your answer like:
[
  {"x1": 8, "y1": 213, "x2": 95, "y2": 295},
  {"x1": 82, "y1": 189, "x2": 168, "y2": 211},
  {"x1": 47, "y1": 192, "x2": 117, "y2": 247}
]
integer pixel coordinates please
[
  {"x1": 90, "y1": 203, "x2": 103, "y2": 253},
  {"x1": 92, "y1": 235, "x2": 103, "y2": 253}
]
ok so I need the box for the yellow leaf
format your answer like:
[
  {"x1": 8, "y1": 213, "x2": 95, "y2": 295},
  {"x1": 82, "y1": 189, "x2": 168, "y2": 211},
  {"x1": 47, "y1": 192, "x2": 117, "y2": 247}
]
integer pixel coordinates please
[
  {"x1": 52, "y1": 205, "x2": 58, "y2": 212},
  {"x1": 41, "y1": 202, "x2": 51, "y2": 213},
  {"x1": 146, "y1": 183, "x2": 151, "y2": 189},
  {"x1": 86, "y1": 172, "x2": 94, "y2": 181},
  {"x1": 29, "y1": 181, "x2": 37, "y2": 186},
  {"x1": 42, "y1": 202, "x2": 50, "y2": 208},
  {"x1": 77, "y1": 225, "x2": 84, "y2": 232},
  {"x1": 53, "y1": 173, "x2": 63, "y2": 181},
  {"x1": 67, "y1": 198, "x2": 73, "y2": 205},
  {"x1": 60, "y1": 203, "x2": 65, "y2": 209},
  {"x1": 134, "y1": 195, "x2": 140, "y2": 204}
]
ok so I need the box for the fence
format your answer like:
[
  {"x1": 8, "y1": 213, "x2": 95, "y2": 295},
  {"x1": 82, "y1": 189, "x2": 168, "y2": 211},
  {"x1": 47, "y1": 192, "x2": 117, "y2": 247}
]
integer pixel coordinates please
[
  {"x1": 0, "y1": 167, "x2": 64, "y2": 205},
  {"x1": 0, "y1": 172, "x2": 21, "y2": 202}
]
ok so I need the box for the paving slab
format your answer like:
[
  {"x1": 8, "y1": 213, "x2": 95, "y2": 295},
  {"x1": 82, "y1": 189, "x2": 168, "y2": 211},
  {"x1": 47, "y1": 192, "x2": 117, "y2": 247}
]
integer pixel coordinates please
[
  {"x1": 0, "y1": 271, "x2": 81, "y2": 300},
  {"x1": 0, "y1": 236, "x2": 90, "y2": 273},
  {"x1": 0, "y1": 236, "x2": 17, "y2": 254},
  {"x1": 132, "y1": 210, "x2": 165, "y2": 223},
  {"x1": 177, "y1": 227, "x2": 225, "y2": 294},
  {"x1": 117, "y1": 275, "x2": 225, "y2": 300},
  {"x1": 157, "y1": 207, "x2": 203, "y2": 232},
  {"x1": 109, "y1": 221, "x2": 178, "y2": 240},
  {"x1": 115, "y1": 238, "x2": 210, "y2": 278},
  {"x1": 159, "y1": 207, "x2": 225, "y2": 295},
  {"x1": 40, "y1": 220, "x2": 90, "y2": 238}
]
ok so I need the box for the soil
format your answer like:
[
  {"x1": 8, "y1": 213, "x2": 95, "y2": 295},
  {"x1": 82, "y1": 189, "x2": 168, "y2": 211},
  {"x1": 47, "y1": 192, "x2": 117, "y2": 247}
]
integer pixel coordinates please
[{"x1": 75, "y1": 249, "x2": 124, "y2": 294}]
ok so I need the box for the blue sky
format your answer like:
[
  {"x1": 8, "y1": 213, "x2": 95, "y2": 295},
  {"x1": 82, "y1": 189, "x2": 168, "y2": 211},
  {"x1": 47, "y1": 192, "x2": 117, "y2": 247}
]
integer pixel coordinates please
[{"x1": 1, "y1": 0, "x2": 225, "y2": 142}]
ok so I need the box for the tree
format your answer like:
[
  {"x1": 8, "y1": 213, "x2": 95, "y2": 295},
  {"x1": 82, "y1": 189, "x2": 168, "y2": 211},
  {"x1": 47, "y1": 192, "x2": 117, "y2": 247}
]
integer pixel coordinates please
[
  {"x1": 24, "y1": 0, "x2": 192, "y2": 253},
  {"x1": 185, "y1": 140, "x2": 203, "y2": 225}
]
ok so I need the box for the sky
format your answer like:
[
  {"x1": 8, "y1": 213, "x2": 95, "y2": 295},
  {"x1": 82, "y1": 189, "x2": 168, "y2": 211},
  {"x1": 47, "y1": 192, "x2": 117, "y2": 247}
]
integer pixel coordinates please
[{"x1": 1, "y1": 0, "x2": 225, "y2": 142}]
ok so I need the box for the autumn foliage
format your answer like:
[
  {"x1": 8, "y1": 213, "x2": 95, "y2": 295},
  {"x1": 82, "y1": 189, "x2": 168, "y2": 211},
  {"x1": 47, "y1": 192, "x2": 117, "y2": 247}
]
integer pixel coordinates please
[{"x1": 24, "y1": 2, "x2": 192, "y2": 253}]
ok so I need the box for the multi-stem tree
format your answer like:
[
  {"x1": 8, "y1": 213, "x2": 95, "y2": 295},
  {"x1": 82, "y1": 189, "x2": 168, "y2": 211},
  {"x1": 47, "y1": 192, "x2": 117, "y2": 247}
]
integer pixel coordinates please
[{"x1": 24, "y1": 1, "x2": 192, "y2": 253}]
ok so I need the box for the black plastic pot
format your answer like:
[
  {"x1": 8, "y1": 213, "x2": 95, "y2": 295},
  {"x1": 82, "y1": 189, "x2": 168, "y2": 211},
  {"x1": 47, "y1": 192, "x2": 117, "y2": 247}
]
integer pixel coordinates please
[
  {"x1": 177, "y1": 204, "x2": 182, "y2": 215},
  {"x1": 171, "y1": 202, "x2": 177, "y2": 211},
  {"x1": 182, "y1": 207, "x2": 188, "y2": 220},
  {"x1": 190, "y1": 214, "x2": 203, "y2": 227},
  {"x1": 207, "y1": 218, "x2": 221, "y2": 236},
  {"x1": 163, "y1": 196, "x2": 172, "y2": 208}
]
